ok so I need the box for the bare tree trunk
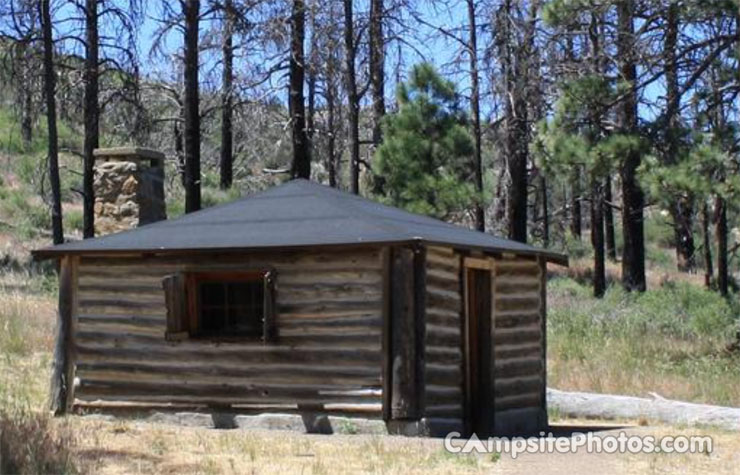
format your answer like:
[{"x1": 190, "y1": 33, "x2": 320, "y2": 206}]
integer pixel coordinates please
[
  {"x1": 502, "y1": 0, "x2": 528, "y2": 243},
  {"x1": 183, "y1": 0, "x2": 201, "y2": 212},
  {"x1": 702, "y1": 201, "x2": 713, "y2": 288},
  {"x1": 715, "y1": 196, "x2": 728, "y2": 297},
  {"x1": 604, "y1": 175, "x2": 616, "y2": 261},
  {"x1": 591, "y1": 179, "x2": 606, "y2": 297},
  {"x1": 617, "y1": 0, "x2": 645, "y2": 291},
  {"x1": 40, "y1": 0, "x2": 63, "y2": 245},
  {"x1": 219, "y1": 0, "x2": 234, "y2": 189},
  {"x1": 467, "y1": 0, "x2": 484, "y2": 231},
  {"x1": 369, "y1": 0, "x2": 385, "y2": 146},
  {"x1": 664, "y1": 2, "x2": 695, "y2": 272},
  {"x1": 82, "y1": 0, "x2": 99, "y2": 238},
  {"x1": 343, "y1": 0, "x2": 360, "y2": 194},
  {"x1": 290, "y1": 0, "x2": 310, "y2": 179}
]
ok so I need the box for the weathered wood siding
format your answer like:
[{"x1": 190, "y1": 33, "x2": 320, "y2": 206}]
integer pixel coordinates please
[
  {"x1": 492, "y1": 256, "x2": 545, "y2": 416},
  {"x1": 423, "y1": 246, "x2": 463, "y2": 424},
  {"x1": 72, "y1": 248, "x2": 384, "y2": 413}
]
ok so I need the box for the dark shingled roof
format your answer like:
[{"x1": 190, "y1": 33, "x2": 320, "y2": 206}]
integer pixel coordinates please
[{"x1": 33, "y1": 179, "x2": 567, "y2": 264}]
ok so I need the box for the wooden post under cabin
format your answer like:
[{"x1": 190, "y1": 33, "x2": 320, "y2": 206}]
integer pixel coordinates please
[{"x1": 49, "y1": 255, "x2": 77, "y2": 415}]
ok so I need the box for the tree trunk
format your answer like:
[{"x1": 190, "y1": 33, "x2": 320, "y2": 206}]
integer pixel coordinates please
[
  {"x1": 183, "y1": 0, "x2": 201, "y2": 212},
  {"x1": 503, "y1": 0, "x2": 528, "y2": 243},
  {"x1": 702, "y1": 201, "x2": 713, "y2": 288},
  {"x1": 19, "y1": 41, "x2": 34, "y2": 147},
  {"x1": 664, "y1": 2, "x2": 695, "y2": 272},
  {"x1": 616, "y1": 0, "x2": 645, "y2": 291},
  {"x1": 369, "y1": 0, "x2": 385, "y2": 146},
  {"x1": 467, "y1": 0, "x2": 484, "y2": 231},
  {"x1": 343, "y1": 0, "x2": 360, "y2": 194},
  {"x1": 290, "y1": 0, "x2": 310, "y2": 179},
  {"x1": 604, "y1": 174, "x2": 617, "y2": 261},
  {"x1": 219, "y1": 0, "x2": 234, "y2": 189},
  {"x1": 82, "y1": 0, "x2": 99, "y2": 238},
  {"x1": 541, "y1": 174, "x2": 549, "y2": 248},
  {"x1": 715, "y1": 196, "x2": 728, "y2": 297},
  {"x1": 40, "y1": 0, "x2": 63, "y2": 245},
  {"x1": 570, "y1": 168, "x2": 582, "y2": 240},
  {"x1": 591, "y1": 179, "x2": 606, "y2": 298}
]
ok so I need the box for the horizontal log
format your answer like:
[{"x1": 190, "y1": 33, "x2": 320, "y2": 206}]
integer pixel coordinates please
[
  {"x1": 78, "y1": 298, "x2": 164, "y2": 310},
  {"x1": 425, "y1": 346, "x2": 463, "y2": 366},
  {"x1": 77, "y1": 314, "x2": 164, "y2": 328},
  {"x1": 76, "y1": 363, "x2": 381, "y2": 387},
  {"x1": 425, "y1": 363, "x2": 462, "y2": 387},
  {"x1": 425, "y1": 268, "x2": 458, "y2": 285},
  {"x1": 78, "y1": 283, "x2": 163, "y2": 294},
  {"x1": 278, "y1": 308, "x2": 384, "y2": 320},
  {"x1": 495, "y1": 280, "x2": 541, "y2": 294},
  {"x1": 425, "y1": 403, "x2": 463, "y2": 418},
  {"x1": 425, "y1": 325, "x2": 461, "y2": 347},
  {"x1": 495, "y1": 296, "x2": 541, "y2": 313},
  {"x1": 425, "y1": 256, "x2": 459, "y2": 274},
  {"x1": 494, "y1": 391, "x2": 542, "y2": 411},
  {"x1": 278, "y1": 314, "x2": 382, "y2": 329},
  {"x1": 278, "y1": 298, "x2": 381, "y2": 314},
  {"x1": 494, "y1": 357, "x2": 543, "y2": 378},
  {"x1": 495, "y1": 310, "x2": 540, "y2": 329},
  {"x1": 76, "y1": 344, "x2": 382, "y2": 367},
  {"x1": 494, "y1": 262, "x2": 540, "y2": 277},
  {"x1": 493, "y1": 375, "x2": 543, "y2": 398},
  {"x1": 80, "y1": 249, "x2": 381, "y2": 269},
  {"x1": 494, "y1": 342, "x2": 542, "y2": 360},
  {"x1": 493, "y1": 325, "x2": 542, "y2": 345},
  {"x1": 76, "y1": 380, "x2": 382, "y2": 406},
  {"x1": 279, "y1": 328, "x2": 382, "y2": 340},
  {"x1": 427, "y1": 246, "x2": 455, "y2": 257},
  {"x1": 426, "y1": 384, "x2": 462, "y2": 404},
  {"x1": 75, "y1": 392, "x2": 381, "y2": 408},
  {"x1": 278, "y1": 271, "x2": 382, "y2": 286},
  {"x1": 76, "y1": 330, "x2": 381, "y2": 350}
]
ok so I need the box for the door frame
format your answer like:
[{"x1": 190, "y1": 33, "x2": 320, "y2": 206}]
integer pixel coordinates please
[{"x1": 462, "y1": 257, "x2": 495, "y2": 436}]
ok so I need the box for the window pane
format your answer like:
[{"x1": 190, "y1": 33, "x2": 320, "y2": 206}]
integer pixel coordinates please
[{"x1": 197, "y1": 277, "x2": 264, "y2": 338}]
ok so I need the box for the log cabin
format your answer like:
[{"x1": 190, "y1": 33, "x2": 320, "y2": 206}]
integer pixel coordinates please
[{"x1": 33, "y1": 176, "x2": 567, "y2": 437}]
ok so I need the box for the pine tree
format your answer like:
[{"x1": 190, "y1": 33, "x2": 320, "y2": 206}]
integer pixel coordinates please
[{"x1": 374, "y1": 64, "x2": 477, "y2": 219}]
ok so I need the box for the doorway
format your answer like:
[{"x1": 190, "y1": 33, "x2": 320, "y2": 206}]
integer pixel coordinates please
[{"x1": 464, "y1": 265, "x2": 492, "y2": 437}]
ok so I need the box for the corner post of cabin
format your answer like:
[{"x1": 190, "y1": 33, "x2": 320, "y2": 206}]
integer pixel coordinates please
[
  {"x1": 538, "y1": 256, "x2": 548, "y2": 430},
  {"x1": 387, "y1": 242, "x2": 426, "y2": 434},
  {"x1": 49, "y1": 254, "x2": 78, "y2": 415}
]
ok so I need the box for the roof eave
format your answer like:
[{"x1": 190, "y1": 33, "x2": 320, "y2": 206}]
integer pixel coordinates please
[{"x1": 32, "y1": 238, "x2": 569, "y2": 267}]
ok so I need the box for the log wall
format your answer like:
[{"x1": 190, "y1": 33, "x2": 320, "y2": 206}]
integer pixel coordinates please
[
  {"x1": 423, "y1": 246, "x2": 464, "y2": 426},
  {"x1": 491, "y1": 256, "x2": 546, "y2": 421},
  {"x1": 72, "y1": 248, "x2": 385, "y2": 414}
]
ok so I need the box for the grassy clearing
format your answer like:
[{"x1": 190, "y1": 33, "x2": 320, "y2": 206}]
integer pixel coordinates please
[{"x1": 548, "y1": 276, "x2": 740, "y2": 406}]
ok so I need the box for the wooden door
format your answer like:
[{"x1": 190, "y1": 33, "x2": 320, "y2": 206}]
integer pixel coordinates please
[{"x1": 464, "y1": 265, "x2": 492, "y2": 437}]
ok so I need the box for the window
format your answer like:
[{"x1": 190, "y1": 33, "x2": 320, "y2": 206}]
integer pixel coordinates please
[{"x1": 163, "y1": 270, "x2": 276, "y2": 342}]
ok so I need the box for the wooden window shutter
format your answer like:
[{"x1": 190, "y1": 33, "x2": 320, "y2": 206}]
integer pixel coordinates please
[
  {"x1": 263, "y1": 270, "x2": 277, "y2": 343},
  {"x1": 162, "y1": 273, "x2": 189, "y2": 341}
]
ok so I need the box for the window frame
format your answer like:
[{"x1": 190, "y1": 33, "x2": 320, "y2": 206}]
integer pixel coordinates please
[
  {"x1": 187, "y1": 270, "x2": 267, "y2": 341},
  {"x1": 163, "y1": 268, "x2": 276, "y2": 343}
]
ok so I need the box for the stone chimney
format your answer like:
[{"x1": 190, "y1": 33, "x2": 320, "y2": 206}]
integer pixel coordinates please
[{"x1": 93, "y1": 147, "x2": 166, "y2": 235}]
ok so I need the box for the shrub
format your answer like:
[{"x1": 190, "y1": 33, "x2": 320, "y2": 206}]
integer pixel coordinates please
[{"x1": 0, "y1": 410, "x2": 77, "y2": 475}]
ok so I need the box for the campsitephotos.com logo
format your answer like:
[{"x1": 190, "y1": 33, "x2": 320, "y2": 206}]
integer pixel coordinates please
[{"x1": 443, "y1": 431, "x2": 713, "y2": 459}]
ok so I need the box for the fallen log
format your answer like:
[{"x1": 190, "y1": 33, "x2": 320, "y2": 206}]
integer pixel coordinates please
[{"x1": 548, "y1": 388, "x2": 740, "y2": 431}]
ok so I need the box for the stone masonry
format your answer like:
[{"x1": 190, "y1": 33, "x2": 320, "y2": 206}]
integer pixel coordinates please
[{"x1": 93, "y1": 147, "x2": 167, "y2": 235}]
